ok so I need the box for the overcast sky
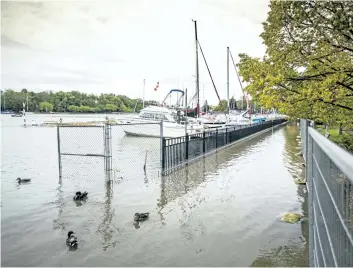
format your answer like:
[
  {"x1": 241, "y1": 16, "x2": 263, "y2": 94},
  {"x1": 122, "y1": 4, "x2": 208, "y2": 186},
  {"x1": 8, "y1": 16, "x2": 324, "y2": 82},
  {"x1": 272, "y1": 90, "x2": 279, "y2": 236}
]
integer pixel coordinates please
[{"x1": 1, "y1": 0, "x2": 269, "y2": 105}]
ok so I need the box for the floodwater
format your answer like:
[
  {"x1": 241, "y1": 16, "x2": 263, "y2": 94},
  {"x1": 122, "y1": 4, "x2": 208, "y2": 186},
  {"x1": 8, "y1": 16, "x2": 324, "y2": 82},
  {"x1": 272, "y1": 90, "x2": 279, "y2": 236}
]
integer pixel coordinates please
[{"x1": 1, "y1": 114, "x2": 308, "y2": 266}]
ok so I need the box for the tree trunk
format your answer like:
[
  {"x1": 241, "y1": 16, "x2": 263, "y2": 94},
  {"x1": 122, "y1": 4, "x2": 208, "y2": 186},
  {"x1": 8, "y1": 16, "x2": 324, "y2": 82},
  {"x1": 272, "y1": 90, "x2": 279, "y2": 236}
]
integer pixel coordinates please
[{"x1": 339, "y1": 123, "x2": 343, "y2": 135}]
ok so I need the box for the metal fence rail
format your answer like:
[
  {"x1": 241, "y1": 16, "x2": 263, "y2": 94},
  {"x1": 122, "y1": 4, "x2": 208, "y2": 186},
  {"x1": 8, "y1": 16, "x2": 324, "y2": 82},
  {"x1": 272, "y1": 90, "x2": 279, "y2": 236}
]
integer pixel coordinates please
[
  {"x1": 162, "y1": 119, "x2": 286, "y2": 175},
  {"x1": 300, "y1": 119, "x2": 353, "y2": 267},
  {"x1": 300, "y1": 119, "x2": 309, "y2": 162}
]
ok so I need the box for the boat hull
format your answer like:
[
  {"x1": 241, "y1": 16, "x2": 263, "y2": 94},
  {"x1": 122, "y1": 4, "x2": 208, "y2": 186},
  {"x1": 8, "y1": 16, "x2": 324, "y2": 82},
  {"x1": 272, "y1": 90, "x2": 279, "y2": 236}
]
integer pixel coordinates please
[{"x1": 122, "y1": 123, "x2": 204, "y2": 138}]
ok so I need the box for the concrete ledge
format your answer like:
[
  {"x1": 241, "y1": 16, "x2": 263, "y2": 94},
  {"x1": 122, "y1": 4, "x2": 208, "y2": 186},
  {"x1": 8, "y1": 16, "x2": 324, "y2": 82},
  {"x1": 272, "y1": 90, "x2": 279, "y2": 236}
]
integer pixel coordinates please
[{"x1": 162, "y1": 121, "x2": 289, "y2": 175}]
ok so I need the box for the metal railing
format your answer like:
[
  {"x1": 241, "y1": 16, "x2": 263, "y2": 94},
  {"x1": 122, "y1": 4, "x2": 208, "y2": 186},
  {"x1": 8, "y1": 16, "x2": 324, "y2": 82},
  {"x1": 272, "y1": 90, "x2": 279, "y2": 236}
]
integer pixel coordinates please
[
  {"x1": 300, "y1": 119, "x2": 353, "y2": 267},
  {"x1": 162, "y1": 119, "x2": 287, "y2": 175}
]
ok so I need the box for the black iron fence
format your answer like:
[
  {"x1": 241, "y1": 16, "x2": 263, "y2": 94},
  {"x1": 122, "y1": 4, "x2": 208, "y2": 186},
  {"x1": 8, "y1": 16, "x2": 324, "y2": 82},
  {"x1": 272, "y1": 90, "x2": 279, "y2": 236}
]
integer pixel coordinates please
[{"x1": 162, "y1": 119, "x2": 286, "y2": 175}]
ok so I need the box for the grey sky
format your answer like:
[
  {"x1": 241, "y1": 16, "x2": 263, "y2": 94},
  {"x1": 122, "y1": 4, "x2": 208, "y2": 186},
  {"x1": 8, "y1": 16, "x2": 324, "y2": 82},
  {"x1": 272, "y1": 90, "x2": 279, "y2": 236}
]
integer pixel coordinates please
[{"x1": 1, "y1": 0, "x2": 269, "y2": 104}]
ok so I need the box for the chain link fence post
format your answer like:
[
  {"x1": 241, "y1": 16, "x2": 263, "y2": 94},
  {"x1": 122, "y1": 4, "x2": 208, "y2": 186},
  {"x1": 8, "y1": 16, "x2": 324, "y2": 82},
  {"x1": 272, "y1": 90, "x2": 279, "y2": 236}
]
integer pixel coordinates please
[
  {"x1": 104, "y1": 121, "x2": 112, "y2": 183},
  {"x1": 57, "y1": 125, "x2": 62, "y2": 178}
]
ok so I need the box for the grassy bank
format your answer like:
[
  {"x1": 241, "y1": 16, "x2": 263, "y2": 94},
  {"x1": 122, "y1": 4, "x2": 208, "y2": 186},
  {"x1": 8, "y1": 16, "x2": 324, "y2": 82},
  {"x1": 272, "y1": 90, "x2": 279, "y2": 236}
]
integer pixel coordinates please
[{"x1": 315, "y1": 125, "x2": 353, "y2": 153}]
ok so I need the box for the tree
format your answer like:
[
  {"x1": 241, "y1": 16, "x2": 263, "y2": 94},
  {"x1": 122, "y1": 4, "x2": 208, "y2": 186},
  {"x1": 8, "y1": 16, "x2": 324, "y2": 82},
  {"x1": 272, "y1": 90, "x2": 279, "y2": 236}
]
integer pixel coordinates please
[
  {"x1": 237, "y1": 1, "x2": 353, "y2": 128},
  {"x1": 39, "y1": 101, "x2": 53, "y2": 112},
  {"x1": 67, "y1": 105, "x2": 79, "y2": 112},
  {"x1": 105, "y1": 104, "x2": 118, "y2": 112},
  {"x1": 0, "y1": 89, "x2": 155, "y2": 113},
  {"x1": 213, "y1": 100, "x2": 228, "y2": 112}
]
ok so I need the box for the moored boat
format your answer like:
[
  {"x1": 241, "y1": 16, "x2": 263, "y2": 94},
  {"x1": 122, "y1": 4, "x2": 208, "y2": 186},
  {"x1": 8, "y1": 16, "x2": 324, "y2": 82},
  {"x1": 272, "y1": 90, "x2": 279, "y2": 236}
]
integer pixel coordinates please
[{"x1": 122, "y1": 106, "x2": 205, "y2": 138}]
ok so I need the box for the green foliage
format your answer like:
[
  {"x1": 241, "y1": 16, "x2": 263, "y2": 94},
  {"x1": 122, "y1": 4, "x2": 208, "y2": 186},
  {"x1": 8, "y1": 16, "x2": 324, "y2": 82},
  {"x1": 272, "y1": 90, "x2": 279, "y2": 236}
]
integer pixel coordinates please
[
  {"x1": 105, "y1": 104, "x2": 118, "y2": 112},
  {"x1": 340, "y1": 133, "x2": 353, "y2": 152},
  {"x1": 1, "y1": 89, "x2": 154, "y2": 113},
  {"x1": 213, "y1": 100, "x2": 228, "y2": 112},
  {"x1": 237, "y1": 1, "x2": 353, "y2": 128},
  {"x1": 316, "y1": 125, "x2": 353, "y2": 152},
  {"x1": 39, "y1": 102, "x2": 53, "y2": 112}
]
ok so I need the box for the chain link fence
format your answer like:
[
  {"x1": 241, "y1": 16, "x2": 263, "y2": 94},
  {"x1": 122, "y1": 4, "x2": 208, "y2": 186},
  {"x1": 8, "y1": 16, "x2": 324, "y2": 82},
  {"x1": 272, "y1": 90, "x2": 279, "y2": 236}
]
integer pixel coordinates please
[
  {"x1": 57, "y1": 125, "x2": 107, "y2": 183},
  {"x1": 110, "y1": 122, "x2": 162, "y2": 183},
  {"x1": 57, "y1": 122, "x2": 162, "y2": 185},
  {"x1": 300, "y1": 119, "x2": 353, "y2": 267}
]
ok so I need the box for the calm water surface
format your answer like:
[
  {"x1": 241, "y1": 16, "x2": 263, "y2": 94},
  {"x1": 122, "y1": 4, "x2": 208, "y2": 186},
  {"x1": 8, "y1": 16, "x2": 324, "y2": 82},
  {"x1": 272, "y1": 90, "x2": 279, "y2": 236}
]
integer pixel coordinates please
[{"x1": 1, "y1": 114, "x2": 308, "y2": 266}]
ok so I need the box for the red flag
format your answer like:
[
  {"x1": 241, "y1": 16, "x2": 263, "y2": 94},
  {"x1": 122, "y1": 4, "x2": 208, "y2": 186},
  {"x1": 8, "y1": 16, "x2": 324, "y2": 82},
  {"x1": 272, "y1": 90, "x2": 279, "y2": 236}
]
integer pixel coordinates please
[{"x1": 154, "y1": 81, "x2": 159, "y2": 91}]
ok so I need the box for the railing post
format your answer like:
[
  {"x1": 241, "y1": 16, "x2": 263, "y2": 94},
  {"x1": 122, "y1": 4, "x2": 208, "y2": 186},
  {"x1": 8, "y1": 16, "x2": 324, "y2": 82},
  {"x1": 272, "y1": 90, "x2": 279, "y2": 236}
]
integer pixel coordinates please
[
  {"x1": 160, "y1": 120, "x2": 164, "y2": 175},
  {"x1": 161, "y1": 138, "x2": 166, "y2": 175},
  {"x1": 57, "y1": 125, "x2": 62, "y2": 178},
  {"x1": 202, "y1": 131, "x2": 206, "y2": 154},
  {"x1": 185, "y1": 133, "x2": 189, "y2": 161},
  {"x1": 215, "y1": 128, "x2": 218, "y2": 149},
  {"x1": 225, "y1": 127, "x2": 228, "y2": 144}
]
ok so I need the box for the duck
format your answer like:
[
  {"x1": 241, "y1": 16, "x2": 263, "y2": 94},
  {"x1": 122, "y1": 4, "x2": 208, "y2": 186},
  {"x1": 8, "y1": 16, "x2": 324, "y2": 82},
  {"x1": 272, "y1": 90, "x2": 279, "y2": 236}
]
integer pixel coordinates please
[
  {"x1": 134, "y1": 212, "x2": 150, "y2": 222},
  {"x1": 73, "y1": 191, "x2": 88, "y2": 201},
  {"x1": 66, "y1": 231, "x2": 78, "y2": 248},
  {"x1": 17, "y1": 177, "x2": 31, "y2": 183}
]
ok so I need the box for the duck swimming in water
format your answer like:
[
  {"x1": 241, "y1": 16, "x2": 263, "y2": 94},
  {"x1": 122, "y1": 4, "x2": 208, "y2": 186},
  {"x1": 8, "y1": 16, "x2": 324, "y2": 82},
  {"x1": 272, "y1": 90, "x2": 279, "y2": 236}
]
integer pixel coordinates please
[
  {"x1": 66, "y1": 231, "x2": 78, "y2": 249},
  {"x1": 17, "y1": 177, "x2": 31, "y2": 183},
  {"x1": 73, "y1": 191, "x2": 88, "y2": 201},
  {"x1": 134, "y1": 212, "x2": 150, "y2": 222}
]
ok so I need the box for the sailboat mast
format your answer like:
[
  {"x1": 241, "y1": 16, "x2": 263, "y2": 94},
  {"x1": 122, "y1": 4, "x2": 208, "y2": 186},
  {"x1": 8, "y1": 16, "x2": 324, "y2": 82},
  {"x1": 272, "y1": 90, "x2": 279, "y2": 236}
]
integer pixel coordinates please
[
  {"x1": 142, "y1": 79, "x2": 146, "y2": 109},
  {"x1": 227, "y1": 46, "x2": 230, "y2": 115},
  {"x1": 26, "y1": 94, "x2": 29, "y2": 112},
  {"x1": 229, "y1": 49, "x2": 246, "y2": 110},
  {"x1": 203, "y1": 84, "x2": 205, "y2": 113},
  {"x1": 193, "y1": 20, "x2": 200, "y2": 118}
]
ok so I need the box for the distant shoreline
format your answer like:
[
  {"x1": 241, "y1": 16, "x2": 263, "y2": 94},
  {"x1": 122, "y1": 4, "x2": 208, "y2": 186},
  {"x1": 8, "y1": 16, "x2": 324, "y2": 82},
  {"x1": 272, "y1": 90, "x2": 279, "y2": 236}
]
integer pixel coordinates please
[{"x1": 1, "y1": 111, "x2": 135, "y2": 115}]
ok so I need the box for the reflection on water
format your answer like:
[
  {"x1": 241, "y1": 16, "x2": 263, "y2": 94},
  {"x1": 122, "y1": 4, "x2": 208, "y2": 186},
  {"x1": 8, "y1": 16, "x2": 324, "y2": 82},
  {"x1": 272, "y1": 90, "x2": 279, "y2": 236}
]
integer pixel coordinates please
[{"x1": 1, "y1": 115, "x2": 308, "y2": 266}]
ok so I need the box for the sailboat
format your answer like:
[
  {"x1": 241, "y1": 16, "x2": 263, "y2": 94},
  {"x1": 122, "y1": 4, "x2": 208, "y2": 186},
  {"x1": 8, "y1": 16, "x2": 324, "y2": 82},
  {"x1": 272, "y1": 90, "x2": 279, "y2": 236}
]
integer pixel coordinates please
[
  {"x1": 191, "y1": 20, "x2": 227, "y2": 128},
  {"x1": 224, "y1": 47, "x2": 252, "y2": 126},
  {"x1": 122, "y1": 25, "x2": 209, "y2": 138}
]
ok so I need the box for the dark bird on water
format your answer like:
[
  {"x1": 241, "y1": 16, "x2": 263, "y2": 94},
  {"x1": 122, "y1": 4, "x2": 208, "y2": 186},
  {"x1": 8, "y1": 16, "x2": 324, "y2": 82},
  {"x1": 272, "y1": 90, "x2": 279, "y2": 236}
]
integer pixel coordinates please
[
  {"x1": 66, "y1": 231, "x2": 78, "y2": 249},
  {"x1": 73, "y1": 191, "x2": 88, "y2": 201},
  {"x1": 134, "y1": 212, "x2": 150, "y2": 222},
  {"x1": 17, "y1": 177, "x2": 31, "y2": 183}
]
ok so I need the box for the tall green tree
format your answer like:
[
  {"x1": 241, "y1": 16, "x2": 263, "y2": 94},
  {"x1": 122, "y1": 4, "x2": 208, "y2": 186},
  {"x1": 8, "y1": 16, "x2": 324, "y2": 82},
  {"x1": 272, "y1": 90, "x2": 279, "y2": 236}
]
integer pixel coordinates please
[
  {"x1": 39, "y1": 101, "x2": 53, "y2": 112},
  {"x1": 237, "y1": 1, "x2": 353, "y2": 127}
]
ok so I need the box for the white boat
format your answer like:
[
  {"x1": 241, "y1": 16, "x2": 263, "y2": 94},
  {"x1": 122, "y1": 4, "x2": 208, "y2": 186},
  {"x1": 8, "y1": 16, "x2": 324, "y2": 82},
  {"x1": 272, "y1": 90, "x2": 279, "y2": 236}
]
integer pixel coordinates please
[
  {"x1": 122, "y1": 106, "x2": 204, "y2": 138},
  {"x1": 225, "y1": 110, "x2": 251, "y2": 126},
  {"x1": 197, "y1": 114, "x2": 226, "y2": 128}
]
